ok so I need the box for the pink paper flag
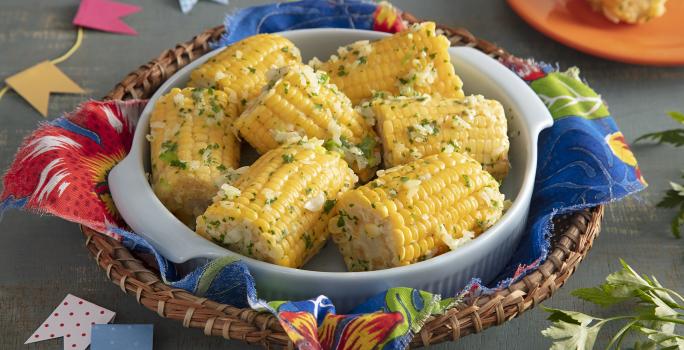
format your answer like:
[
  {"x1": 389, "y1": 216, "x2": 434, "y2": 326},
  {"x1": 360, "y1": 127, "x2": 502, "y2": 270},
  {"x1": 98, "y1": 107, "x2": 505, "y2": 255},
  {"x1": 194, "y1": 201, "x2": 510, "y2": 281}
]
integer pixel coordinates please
[
  {"x1": 25, "y1": 294, "x2": 116, "y2": 350},
  {"x1": 73, "y1": 0, "x2": 141, "y2": 36}
]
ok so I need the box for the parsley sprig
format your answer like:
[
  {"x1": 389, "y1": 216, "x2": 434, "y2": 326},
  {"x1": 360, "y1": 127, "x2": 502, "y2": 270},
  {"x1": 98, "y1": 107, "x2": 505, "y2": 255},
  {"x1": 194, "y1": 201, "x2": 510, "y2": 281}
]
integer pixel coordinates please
[
  {"x1": 542, "y1": 259, "x2": 684, "y2": 349},
  {"x1": 635, "y1": 111, "x2": 684, "y2": 238}
]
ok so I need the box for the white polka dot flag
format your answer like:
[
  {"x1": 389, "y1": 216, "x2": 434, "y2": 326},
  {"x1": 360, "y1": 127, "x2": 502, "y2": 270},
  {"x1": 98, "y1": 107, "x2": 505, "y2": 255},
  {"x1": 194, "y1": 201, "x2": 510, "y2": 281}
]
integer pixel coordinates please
[{"x1": 24, "y1": 294, "x2": 116, "y2": 350}]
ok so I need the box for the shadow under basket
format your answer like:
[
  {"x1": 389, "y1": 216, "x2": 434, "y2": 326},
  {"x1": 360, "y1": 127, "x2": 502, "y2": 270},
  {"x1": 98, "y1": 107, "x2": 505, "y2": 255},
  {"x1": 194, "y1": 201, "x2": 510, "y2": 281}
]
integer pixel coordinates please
[{"x1": 84, "y1": 14, "x2": 604, "y2": 349}]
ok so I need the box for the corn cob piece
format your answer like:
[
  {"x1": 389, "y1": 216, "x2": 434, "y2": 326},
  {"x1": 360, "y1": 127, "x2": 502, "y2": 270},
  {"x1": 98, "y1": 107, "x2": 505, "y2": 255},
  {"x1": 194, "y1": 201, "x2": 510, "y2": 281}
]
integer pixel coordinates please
[
  {"x1": 196, "y1": 139, "x2": 358, "y2": 268},
  {"x1": 328, "y1": 152, "x2": 504, "y2": 271},
  {"x1": 234, "y1": 63, "x2": 382, "y2": 182},
  {"x1": 188, "y1": 34, "x2": 302, "y2": 112},
  {"x1": 310, "y1": 22, "x2": 464, "y2": 105},
  {"x1": 587, "y1": 0, "x2": 666, "y2": 23},
  {"x1": 361, "y1": 94, "x2": 510, "y2": 180},
  {"x1": 150, "y1": 87, "x2": 241, "y2": 227}
]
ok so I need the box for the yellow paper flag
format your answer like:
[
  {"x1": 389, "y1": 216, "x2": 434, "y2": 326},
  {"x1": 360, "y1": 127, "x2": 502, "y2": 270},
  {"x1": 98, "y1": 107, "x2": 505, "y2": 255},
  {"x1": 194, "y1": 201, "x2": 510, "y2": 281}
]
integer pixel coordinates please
[{"x1": 5, "y1": 61, "x2": 84, "y2": 117}]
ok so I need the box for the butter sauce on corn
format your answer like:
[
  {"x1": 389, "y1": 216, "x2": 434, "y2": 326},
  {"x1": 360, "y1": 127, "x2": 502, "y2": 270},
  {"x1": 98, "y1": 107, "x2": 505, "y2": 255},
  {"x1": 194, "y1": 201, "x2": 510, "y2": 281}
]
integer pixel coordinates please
[
  {"x1": 311, "y1": 22, "x2": 464, "y2": 104},
  {"x1": 364, "y1": 94, "x2": 510, "y2": 180},
  {"x1": 196, "y1": 139, "x2": 358, "y2": 268},
  {"x1": 149, "y1": 24, "x2": 511, "y2": 271},
  {"x1": 328, "y1": 152, "x2": 505, "y2": 271},
  {"x1": 150, "y1": 87, "x2": 241, "y2": 227},
  {"x1": 234, "y1": 63, "x2": 382, "y2": 182},
  {"x1": 188, "y1": 34, "x2": 302, "y2": 112}
]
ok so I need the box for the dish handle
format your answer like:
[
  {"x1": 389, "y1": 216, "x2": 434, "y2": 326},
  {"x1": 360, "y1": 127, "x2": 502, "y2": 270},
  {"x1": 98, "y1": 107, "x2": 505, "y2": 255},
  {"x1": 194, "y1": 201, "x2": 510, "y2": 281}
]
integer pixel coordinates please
[{"x1": 109, "y1": 154, "x2": 234, "y2": 263}]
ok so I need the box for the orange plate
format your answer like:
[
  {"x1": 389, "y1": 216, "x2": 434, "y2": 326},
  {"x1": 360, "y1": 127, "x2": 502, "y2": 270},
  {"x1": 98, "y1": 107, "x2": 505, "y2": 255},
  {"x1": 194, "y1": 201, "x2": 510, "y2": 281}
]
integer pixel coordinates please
[{"x1": 508, "y1": 0, "x2": 684, "y2": 66}]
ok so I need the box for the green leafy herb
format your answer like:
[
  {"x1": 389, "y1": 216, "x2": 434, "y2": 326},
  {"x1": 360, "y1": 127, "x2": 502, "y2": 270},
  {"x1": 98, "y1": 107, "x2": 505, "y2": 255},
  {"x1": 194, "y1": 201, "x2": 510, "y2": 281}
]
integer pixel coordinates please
[
  {"x1": 323, "y1": 199, "x2": 336, "y2": 214},
  {"x1": 302, "y1": 233, "x2": 313, "y2": 250},
  {"x1": 636, "y1": 111, "x2": 684, "y2": 238},
  {"x1": 462, "y1": 174, "x2": 472, "y2": 188},
  {"x1": 159, "y1": 141, "x2": 187, "y2": 169},
  {"x1": 337, "y1": 65, "x2": 347, "y2": 77},
  {"x1": 323, "y1": 139, "x2": 340, "y2": 151},
  {"x1": 635, "y1": 112, "x2": 684, "y2": 147},
  {"x1": 357, "y1": 136, "x2": 378, "y2": 166},
  {"x1": 282, "y1": 154, "x2": 294, "y2": 163},
  {"x1": 657, "y1": 176, "x2": 684, "y2": 238},
  {"x1": 542, "y1": 259, "x2": 684, "y2": 350},
  {"x1": 318, "y1": 72, "x2": 329, "y2": 85}
]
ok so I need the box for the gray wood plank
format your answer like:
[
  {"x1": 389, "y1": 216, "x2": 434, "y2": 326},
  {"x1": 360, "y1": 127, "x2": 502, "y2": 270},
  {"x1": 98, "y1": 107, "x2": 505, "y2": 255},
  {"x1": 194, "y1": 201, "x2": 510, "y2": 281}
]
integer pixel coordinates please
[{"x1": 1, "y1": 0, "x2": 683, "y2": 349}]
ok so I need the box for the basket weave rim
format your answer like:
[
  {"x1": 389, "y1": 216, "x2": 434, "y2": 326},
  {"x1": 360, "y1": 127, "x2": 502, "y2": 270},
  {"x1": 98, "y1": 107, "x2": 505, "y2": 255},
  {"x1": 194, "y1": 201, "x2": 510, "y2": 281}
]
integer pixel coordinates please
[{"x1": 85, "y1": 14, "x2": 605, "y2": 349}]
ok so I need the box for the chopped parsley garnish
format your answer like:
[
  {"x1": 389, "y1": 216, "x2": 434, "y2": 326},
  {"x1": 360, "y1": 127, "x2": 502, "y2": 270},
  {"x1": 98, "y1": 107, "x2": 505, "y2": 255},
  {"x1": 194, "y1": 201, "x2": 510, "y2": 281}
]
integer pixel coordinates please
[
  {"x1": 462, "y1": 174, "x2": 472, "y2": 188},
  {"x1": 282, "y1": 154, "x2": 294, "y2": 163},
  {"x1": 337, "y1": 65, "x2": 348, "y2": 77},
  {"x1": 247, "y1": 66, "x2": 256, "y2": 74},
  {"x1": 302, "y1": 234, "x2": 314, "y2": 250},
  {"x1": 159, "y1": 141, "x2": 187, "y2": 169},
  {"x1": 357, "y1": 136, "x2": 377, "y2": 163},
  {"x1": 336, "y1": 214, "x2": 346, "y2": 227},
  {"x1": 318, "y1": 73, "x2": 329, "y2": 85},
  {"x1": 323, "y1": 139, "x2": 340, "y2": 151},
  {"x1": 323, "y1": 199, "x2": 336, "y2": 214}
]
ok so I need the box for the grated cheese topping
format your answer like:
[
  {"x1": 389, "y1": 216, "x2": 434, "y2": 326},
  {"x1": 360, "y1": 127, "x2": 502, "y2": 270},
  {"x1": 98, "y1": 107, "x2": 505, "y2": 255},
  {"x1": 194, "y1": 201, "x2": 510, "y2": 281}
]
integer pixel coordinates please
[
  {"x1": 303, "y1": 192, "x2": 326, "y2": 212},
  {"x1": 439, "y1": 224, "x2": 475, "y2": 251},
  {"x1": 173, "y1": 93, "x2": 185, "y2": 107},
  {"x1": 403, "y1": 179, "x2": 422, "y2": 199}
]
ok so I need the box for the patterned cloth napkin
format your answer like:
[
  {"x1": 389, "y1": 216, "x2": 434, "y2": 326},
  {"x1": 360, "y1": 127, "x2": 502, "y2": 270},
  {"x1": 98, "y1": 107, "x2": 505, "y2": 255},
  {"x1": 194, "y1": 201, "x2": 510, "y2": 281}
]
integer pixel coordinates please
[{"x1": 0, "y1": 1, "x2": 646, "y2": 349}]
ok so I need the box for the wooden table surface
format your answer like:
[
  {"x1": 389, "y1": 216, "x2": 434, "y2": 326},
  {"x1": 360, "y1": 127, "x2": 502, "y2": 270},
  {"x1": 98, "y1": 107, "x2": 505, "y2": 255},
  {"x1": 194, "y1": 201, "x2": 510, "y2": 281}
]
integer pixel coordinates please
[{"x1": 1, "y1": 0, "x2": 683, "y2": 349}]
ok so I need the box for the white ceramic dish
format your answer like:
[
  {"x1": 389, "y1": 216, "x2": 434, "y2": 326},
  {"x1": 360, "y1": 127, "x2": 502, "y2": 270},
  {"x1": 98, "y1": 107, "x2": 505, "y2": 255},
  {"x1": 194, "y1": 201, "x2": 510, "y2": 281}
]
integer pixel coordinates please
[{"x1": 110, "y1": 28, "x2": 553, "y2": 312}]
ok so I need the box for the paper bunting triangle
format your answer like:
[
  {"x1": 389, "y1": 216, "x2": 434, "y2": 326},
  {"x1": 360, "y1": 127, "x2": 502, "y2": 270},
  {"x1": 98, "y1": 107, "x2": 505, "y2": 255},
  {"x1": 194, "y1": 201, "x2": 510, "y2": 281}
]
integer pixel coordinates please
[
  {"x1": 5, "y1": 61, "x2": 84, "y2": 117},
  {"x1": 91, "y1": 324, "x2": 153, "y2": 350},
  {"x1": 25, "y1": 294, "x2": 116, "y2": 350},
  {"x1": 179, "y1": 0, "x2": 229, "y2": 14},
  {"x1": 73, "y1": 0, "x2": 141, "y2": 35}
]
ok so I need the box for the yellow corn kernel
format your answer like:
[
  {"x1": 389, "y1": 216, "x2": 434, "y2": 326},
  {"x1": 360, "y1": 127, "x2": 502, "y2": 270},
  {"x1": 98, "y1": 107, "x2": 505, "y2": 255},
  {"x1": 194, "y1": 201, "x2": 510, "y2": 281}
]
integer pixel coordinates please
[
  {"x1": 196, "y1": 139, "x2": 358, "y2": 268},
  {"x1": 311, "y1": 22, "x2": 464, "y2": 105},
  {"x1": 188, "y1": 34, "x2": 302, "y2": 112},
  {"x1": 364, "y1": 94, "x2": 509, "y2": 180},
  {"x1": 234, "y1": 63, "x2": 381, "y2": 182},
  {"x1": 587, "y1": 0, "x2": 666, "y2": 23},
  {"x1": 329, "y1": 152, "x2": 504, "y2": 271},
  {"x1": 150, "y1": 87, "x2": 241, "y2": 227}
]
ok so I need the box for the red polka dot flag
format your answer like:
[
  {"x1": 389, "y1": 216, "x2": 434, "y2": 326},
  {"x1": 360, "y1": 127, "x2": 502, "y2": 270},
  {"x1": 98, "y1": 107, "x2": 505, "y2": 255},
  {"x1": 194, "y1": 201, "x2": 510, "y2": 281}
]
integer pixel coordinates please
[{"x1": 25, "y1": 294, "x2": 115, "y2": 350}]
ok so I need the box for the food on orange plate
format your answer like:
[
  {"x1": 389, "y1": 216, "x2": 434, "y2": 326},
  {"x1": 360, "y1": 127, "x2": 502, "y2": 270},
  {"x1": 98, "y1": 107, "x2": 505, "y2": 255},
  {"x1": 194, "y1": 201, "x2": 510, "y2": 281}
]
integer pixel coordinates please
[{"x1": 587, "y1": 0, "x2": 667, "y2": 24}]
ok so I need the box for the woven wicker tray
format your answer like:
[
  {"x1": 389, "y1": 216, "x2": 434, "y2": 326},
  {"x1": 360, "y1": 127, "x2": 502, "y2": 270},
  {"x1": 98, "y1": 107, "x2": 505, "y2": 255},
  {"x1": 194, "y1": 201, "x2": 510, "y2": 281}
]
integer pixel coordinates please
[{"x1": 83, "y1": 14, "x2": 604, "y2": 348}]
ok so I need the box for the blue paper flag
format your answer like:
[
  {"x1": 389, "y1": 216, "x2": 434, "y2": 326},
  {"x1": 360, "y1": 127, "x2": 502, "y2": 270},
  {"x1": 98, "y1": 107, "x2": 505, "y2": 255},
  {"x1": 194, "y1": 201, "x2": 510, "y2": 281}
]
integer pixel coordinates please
[{"x1": 91, "y1": 324, "x2": 153, "y2": 350}]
